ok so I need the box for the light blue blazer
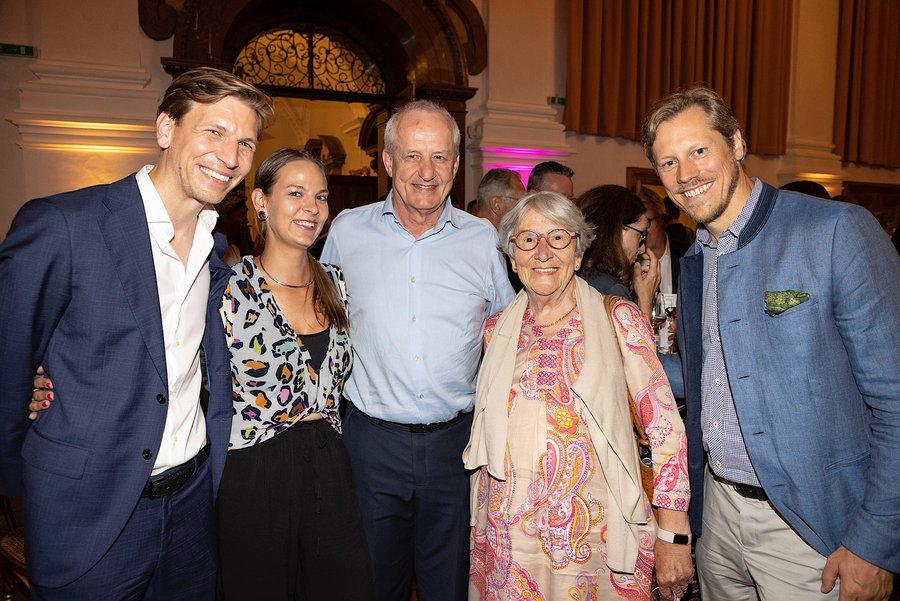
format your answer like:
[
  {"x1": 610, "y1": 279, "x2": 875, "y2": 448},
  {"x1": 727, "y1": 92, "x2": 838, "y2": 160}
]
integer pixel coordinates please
[{"x1": 677, "y1": 182, "x2": 900, "y2": 572}]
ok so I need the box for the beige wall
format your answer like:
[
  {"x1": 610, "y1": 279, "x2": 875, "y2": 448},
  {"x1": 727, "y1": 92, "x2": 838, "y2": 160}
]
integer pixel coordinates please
[
  {"x1": 1, "y1": 0, "x2": 897, "y2": 240},
  {"x1": 466, "y1": 0, "x2": 899, "y2": 201},
  {"x1": 0, "y1": 0, "x2": 175, "y2": 240}
]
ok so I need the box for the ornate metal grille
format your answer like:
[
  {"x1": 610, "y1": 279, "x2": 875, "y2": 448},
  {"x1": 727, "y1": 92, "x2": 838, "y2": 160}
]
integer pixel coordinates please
[{"x1": 235, "y1": 28, "x2": 386, "y2": 96}]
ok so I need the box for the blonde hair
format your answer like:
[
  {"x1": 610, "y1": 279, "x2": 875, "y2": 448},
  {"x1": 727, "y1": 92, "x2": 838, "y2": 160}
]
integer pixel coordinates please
[{"x1": 641, "y1": 85, "x2": 743, "y2": 168}]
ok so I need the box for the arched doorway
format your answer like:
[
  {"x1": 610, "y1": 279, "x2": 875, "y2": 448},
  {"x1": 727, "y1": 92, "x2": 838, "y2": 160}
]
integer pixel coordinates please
[{"x1": 140, "y1": 0, "x2": 486, "y2": 207}]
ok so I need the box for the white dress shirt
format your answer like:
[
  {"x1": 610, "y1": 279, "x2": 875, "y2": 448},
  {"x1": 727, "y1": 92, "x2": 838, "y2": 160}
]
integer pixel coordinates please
[
  {"x1": 136, "y1": 165, "x2": 216, "y2": 474},
  {"x1": 658, "y1": 239, "x2": 673, "y2": 294}
]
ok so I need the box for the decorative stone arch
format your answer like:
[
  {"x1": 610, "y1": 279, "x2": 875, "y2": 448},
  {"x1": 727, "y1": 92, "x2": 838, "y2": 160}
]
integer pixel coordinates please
[{"x1": 140, "y1": 0, "x2": 487, "y2": 202}]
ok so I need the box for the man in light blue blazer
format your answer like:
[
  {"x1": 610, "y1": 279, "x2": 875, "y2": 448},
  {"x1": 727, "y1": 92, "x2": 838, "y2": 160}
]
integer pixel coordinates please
[
  {"x1": 0, "y1": 68, "x2": 272, "y2": 600},
  {"x1": 642, "y1": 87, "x2": 899, "y2": 601}
]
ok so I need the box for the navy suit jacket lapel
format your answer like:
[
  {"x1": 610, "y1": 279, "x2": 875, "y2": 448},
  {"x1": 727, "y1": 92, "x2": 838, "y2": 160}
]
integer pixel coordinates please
[
  {"x1": 98, "y1": 176, "x2": 168, "y2": 385},
  {"x1": 208, "y1": 233, "x2": 231, "y2": 303}
]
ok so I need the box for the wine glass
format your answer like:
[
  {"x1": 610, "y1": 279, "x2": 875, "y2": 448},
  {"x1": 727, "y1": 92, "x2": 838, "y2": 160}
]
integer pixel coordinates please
[{"x1": 651, "y1": 292, "x2": 666, "y2": 331}]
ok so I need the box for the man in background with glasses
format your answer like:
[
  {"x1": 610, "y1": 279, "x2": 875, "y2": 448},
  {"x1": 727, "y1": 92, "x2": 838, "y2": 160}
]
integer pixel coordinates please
[
  {"x1": 474, "y1": 168, "x2": 526, "y2": 230},
  {"x1": 475, "y1": 168, "x2": 527, "y2": 291}
]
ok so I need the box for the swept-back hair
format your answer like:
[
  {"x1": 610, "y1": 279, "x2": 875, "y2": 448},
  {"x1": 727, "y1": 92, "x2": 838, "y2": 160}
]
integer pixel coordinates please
[
  {"x1": 477, "y1": 168, "x2": 521, "y2": 212},
  {"x1": 383, "y1": 99, "x2": 460, "y2": 157},
  {"x1": 641, "y1": 85, "x2": 743, "y2": 168},
  {"x1": 526, "y1": 161, "x2": 574, "y2": 191},
  {"x1": 158, "y1": 67, "x2": 274, "y2": 137}
]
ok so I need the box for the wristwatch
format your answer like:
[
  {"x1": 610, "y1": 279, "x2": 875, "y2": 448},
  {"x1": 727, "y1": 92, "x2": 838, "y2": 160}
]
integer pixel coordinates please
[{"x1": 657, "y1": 527, "x2": 692, "y2": 545}]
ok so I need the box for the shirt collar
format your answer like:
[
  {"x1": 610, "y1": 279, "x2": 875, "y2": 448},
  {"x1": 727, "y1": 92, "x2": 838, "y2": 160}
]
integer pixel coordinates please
[
  {"x1": 697, "y1": 177, "x2": 763, "y2": 248},
  {"x1": 381, "y1": 189, "x2": 457, "y2": 235},
  {"x1": 136, "y1": 164, "x2": 219, "y2": 236}
]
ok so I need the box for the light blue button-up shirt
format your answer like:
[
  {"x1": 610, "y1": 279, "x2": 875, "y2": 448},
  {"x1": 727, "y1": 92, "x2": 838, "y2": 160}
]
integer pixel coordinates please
[{"x1": 320, "y1": 192, "x2": 514, "y2": 423}]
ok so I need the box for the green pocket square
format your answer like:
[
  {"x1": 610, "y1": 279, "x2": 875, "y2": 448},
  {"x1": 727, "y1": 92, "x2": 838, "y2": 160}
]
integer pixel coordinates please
[{"x1": 764, "y1": 290, "x2": 810, "y2": 316}]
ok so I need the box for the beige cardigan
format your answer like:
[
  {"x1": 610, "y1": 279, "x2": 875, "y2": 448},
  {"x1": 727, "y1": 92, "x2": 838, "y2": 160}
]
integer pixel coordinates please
[{"x1": 462, "y1": 276, "x2": 647, "y2": 573}]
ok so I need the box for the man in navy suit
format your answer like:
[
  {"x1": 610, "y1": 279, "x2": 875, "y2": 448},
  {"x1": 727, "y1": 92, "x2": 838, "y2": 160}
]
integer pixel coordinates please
[
  {"x1": 0, "y1": 68, "x2": 273, "y2": 600},
  {"x1": 642, "y1": 86, "x2": 899, "y2": 601}
]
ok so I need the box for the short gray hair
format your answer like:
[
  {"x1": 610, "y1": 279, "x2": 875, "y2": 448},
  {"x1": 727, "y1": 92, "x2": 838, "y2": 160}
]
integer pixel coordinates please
[
  {"x1": 498, "y1": 191, "x2": 595, "y2": 258},
  {"x1": 476, "y1": 168, "x2": 521, "y2": 212},
  {"x1": 383, "y1": 99, "x2": 460, "y2": 158}
]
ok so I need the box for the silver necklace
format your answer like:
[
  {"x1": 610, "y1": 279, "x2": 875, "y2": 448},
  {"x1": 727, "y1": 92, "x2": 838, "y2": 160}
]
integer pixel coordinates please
[{"x1": 258, "y1": 257, "x2": 314, "y2": 289}]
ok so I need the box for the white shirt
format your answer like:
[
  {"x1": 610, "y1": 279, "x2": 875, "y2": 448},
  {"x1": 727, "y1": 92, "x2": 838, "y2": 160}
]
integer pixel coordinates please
[
  {"x1": 658, "y1": 239, "x2": 673, "y2": 294},
  {"x1": 136, "y1": 165, "x2": 217, "y2": 474}
]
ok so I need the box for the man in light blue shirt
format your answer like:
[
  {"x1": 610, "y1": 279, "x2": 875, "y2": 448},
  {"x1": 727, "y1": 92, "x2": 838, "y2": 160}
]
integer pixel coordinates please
[{"x1": 320, "y1": 99, "x2": 514, "y2": 601}]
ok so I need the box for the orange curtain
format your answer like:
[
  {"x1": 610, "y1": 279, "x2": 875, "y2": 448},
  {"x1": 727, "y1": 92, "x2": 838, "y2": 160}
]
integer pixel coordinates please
[
  {"x1": 564, "y1": 0, "x2": 792, "y2": 155},
  {"x1": 833, "y1": 0, "x2": 900, "y2": 168}
]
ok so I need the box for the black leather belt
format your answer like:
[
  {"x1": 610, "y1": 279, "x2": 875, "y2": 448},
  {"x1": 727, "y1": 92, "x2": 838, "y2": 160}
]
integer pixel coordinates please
[
  {"x1": 142, "y1": 445, "x2": 210, "y2": 499},
  {"x1": 715, "y1": 474, "x2": 768, "y2": 502},
  {"x1": 370, "y1": 410, "x2": 472, "y2": 433}
]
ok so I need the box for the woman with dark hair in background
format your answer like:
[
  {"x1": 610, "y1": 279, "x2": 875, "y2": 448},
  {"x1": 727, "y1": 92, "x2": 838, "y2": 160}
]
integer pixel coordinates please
[{"x1": 578, "y1": 185, "x2": 660, "y2": 317}]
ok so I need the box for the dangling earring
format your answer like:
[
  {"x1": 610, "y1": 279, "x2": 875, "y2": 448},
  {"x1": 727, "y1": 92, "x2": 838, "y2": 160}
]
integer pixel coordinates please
[{"x1": 257, "y1": 210, "x2": 268, "y2": 221}]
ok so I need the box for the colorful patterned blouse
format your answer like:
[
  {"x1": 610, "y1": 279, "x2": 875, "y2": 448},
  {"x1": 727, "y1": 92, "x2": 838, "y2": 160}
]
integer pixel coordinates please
[{"x1": 220, "y1": 256, "x2": 352, "y2": 448}]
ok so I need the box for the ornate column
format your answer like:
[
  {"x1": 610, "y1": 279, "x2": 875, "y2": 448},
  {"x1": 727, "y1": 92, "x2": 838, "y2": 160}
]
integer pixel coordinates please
[
  {"x1": 465, "y1": 0, "x2": 572, "y2": 196},
  {"x1": 776, "y1": 0, "x2": 843, "y2": 196}
]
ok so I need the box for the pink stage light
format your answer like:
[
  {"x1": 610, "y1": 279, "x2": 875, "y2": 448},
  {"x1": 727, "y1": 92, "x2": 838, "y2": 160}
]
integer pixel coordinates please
[{"x1": 480, "y1": 146, "x2": 566, "y2": 157}]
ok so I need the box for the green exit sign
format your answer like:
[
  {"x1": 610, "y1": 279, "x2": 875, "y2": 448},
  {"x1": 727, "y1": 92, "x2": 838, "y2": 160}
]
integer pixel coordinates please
[{"x1": 0, "y1": 44, "x2": 35, "y2": 57}]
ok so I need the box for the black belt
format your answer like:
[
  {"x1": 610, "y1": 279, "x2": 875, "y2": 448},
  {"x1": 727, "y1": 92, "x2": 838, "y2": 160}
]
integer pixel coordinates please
[
  {"x1": 142, "y1": 445, "x2": 210, "y2": 499},
  {"x1": 369, "y1": 410, "x2": 472, "y2": 433},
  {"x1": 715, "y1": 474, "x2": 768, "y2": 502}
]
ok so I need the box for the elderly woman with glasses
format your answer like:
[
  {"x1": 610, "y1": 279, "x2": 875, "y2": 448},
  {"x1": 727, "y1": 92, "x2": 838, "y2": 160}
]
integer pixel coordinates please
[
  {"x1": 464, "y1": 191, "x2": 693, "y2": 601},
  {"x1": 579, "y1": 185, "x2": 661, "y2": 317}
]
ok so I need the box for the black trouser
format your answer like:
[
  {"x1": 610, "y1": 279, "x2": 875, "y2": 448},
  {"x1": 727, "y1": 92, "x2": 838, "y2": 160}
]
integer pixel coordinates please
[{"x1": 216, "y1": 420, "x2": 373, "y2": 601}]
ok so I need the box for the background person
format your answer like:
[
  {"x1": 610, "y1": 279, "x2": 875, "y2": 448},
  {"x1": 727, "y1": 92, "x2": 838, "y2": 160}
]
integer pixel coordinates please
[
  {"x1": 578, "y1": 184, "x2": 660, "y2": 317},
  {"x1": 474, "y1": 167, "x2": 525, "y2": 229},
  {"x1": 476, "y1": 167, "x2": 527, "y2": 291},
  {"x1": 526, "y1": 160, "x2": 575, "y2": 199},
  {"x1": 464, "y1": 191, "x2": 693, "y2": 601},
  {"x1": 663, "y1": 196, "x2": 696, "y2": 256},
  {"x1": 641, "y1": 190, "x2": 688, "y2": 296},
  {"x1": 779, "y1": 179, "x2": 831, "y2": 199}
]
